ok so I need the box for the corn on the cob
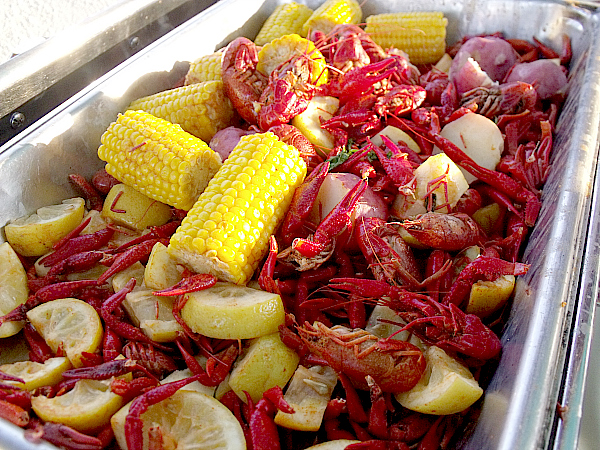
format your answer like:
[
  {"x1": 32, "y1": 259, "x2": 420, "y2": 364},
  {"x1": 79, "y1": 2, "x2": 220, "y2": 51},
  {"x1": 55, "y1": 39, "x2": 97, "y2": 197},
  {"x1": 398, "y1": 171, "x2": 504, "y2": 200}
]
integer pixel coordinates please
[
  {"x1": 127, "y1": 80, "x2": 234, "y2": 143},
  {"x1": 255, "y1": 2, "x2": 314, "y2": 45},
  {"x1": 168, "y1": 132, "x2": 307, "y2": 285},
  {"x1": 257, "y1": 34, "x2": 328, "y2": 86},
  {"x1": 184, "y1": 51, "x2": 223, "y2": 85},
  {"x1": 98, "y1": 110, "x2": 222, "y2": 211},
  {"x1": 364, "y1": 12, "x2": 448, "y2": 65},
  {"x1": 302, "y1": 0, "x2": 362, "y2": 36}
]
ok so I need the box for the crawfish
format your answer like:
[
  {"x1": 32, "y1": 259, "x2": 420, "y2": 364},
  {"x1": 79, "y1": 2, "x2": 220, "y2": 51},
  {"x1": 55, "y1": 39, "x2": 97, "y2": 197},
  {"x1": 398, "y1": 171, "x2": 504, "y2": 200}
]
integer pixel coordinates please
[
  {"x1": 221, "y1": 36, "x2": 317, "y2": 130},
  {"x1": 297, "y1": 321, "x2": 426, "y2": 393},
  {"x1": 400, "y1": 212, "x2": 486, "y2": 252},
  {"x1": 460, "y1": 81, "x2": 538, "y2": 119},
  {"x1": 329, "y1": 278, "x2": 502, "y2": 360},
  {"x1": 355, "y1": 217, "x2": 422, "y2": 288}
]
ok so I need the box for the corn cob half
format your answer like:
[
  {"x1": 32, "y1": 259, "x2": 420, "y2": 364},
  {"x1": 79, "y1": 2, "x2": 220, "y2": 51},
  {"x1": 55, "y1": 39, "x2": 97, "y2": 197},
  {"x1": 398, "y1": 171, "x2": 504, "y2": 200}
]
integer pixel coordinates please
[
  {"x1": 254, "y1": 2, "x2": 314, "y2": 45},
  {"x1": 302, "y1": 0, "x2": 362, "y2": 36},
  {"x1": 168, "y1": 132, "x2": 307, "y2": 285},
  {"x1": 127, "y1": 80, "x2": 234, "y2": 143},
  {"x1": 98, "y1": 110, "x2": 222, "y2": 211},
  {"x1": 365, "y1": 12, "x2": 448, "y2": 65},
  {"x1": 184, "y1": 51, "x2": 224, "y2": 85}
]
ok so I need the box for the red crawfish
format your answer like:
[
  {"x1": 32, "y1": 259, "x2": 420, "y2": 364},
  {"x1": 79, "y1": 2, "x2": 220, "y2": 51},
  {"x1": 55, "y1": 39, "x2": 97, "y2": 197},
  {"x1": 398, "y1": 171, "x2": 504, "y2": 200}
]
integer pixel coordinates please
[
  {"x1": 291, "y1": 178, "x2": 367, "y2": 260},
  {"x1": 221, "y1": 36, "x2": 317, "y2": 130},
  {"x1": 423, "y1": 126, "x2": 542, "y2": 226},
  {"x1": 460, "y1": 81, "x2": 538, "y2": 118},
  {"x1": 442, "y1": 255, "x2": 529, "y2": 307},
  {"x1": 25, "y1": 422, "x2": 105, "y2": 450},
  {"x1": 355, "y1": 217, "x2": 422, "y2": 288},
  {"x1": 38, "y1": 227, "x2": 114, "y2": 267},
  {"x1": 278, "y1": 161, "x2": 330, "y2": 247},
  {"x1": 329, "y1": 278, "x2": 502, "y2": 360},
  {"x1": 124, "y1": 375, "x2": 201, "y2": 450},
  {"x1": 245, "y1": 386, "x2": 295, "y2": 450},
  {"x1": 121, "y1": 342, "x2": 178, "y2": 378},
  {"x1": 297, "y1": 321, "x2": 426, "y2": 393},
  {"x1": 400, "y1": 212, "x2": 486, "y2": 252}
]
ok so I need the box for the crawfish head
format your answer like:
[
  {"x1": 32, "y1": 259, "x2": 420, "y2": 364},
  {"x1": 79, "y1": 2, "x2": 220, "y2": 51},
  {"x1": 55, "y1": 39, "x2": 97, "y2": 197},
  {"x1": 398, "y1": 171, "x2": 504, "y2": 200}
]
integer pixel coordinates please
[
  {"x1": 221, "y1": 37, "x2": 266, "y2": 125},
  {"x1": 257, "y1": 56, "x2": 316, "y2": 130},
  {"x1": 298, "y1": 322, "x2": 426, "y2": 393},
  {"x1": 460, "y1": 81, "x2": 537, "y2": 118},
  {"x1": 356, "y1": 217, "x2": 422, "y2": 288}
]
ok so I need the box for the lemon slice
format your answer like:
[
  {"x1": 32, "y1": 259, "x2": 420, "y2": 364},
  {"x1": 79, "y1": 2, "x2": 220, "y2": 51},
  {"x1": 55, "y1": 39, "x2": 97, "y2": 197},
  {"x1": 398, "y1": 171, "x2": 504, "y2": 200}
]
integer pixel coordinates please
[
  {"x1": 161, "y1": 369, "x2": 216, "y2": 397},
  {"x1": 26, "y1": 298, "x2": 103, "y2": 368},
  {"x1": 395, "y1": 346, "x2": 483, "y2": 415},
  {"x1": 0, "y1": 357, "x2": 72, "y2": 391},
  {"x1": 111, "y1": 390, "x2": 246, "y2": 450},
  {"x1": 0, "y1": 242, "x2": 29, "y2": 338},
  {"x1": 181, "y1": 282, "x2": 285, "y2": 339},
  {"x1": 257, "y1": 34, "x2": 328, "y2": 85},
  {"x1": 123, "y1": 288, "x2": 183, "y2": 343},
  {"x1": 304, "y1": 441, "x2": 361, "y2": 450},
  {"x1": 5, "y1": 197, "x2": 85, "y2": 257},
  {"x1": 292, "y1": 96, "x2": 339, "y2": 151},
  {"x1": 32, "y1": 378, "x2": 125, "y2": 433}
]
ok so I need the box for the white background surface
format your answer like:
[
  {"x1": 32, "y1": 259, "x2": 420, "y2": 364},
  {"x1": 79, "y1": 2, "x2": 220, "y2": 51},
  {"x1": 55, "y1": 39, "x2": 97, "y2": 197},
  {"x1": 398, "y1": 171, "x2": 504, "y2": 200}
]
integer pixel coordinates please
[{"x1": 0, "y1": 0, "x2": 124, "y2": 64}]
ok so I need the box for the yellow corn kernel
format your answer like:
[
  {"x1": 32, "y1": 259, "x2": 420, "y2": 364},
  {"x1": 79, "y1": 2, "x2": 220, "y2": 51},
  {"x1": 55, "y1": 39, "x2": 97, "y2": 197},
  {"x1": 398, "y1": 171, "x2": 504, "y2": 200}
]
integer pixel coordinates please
[
  {"x1": 302, "y1": 0, "x2": 362, "y2": 36},
  {"x1": 365, "y1": 12, "x2": 448, "y2": 65},
  {"x1": 184, "y1": 51, "x2": 223, "y2": 85},
  {"x1": 127, "y1": 80, "x2": 234, "y2": 143},
  {"x1": 257, "y1": 34, "x2": 328, "y2": 86},
  {"x1": 97, "y1": 110, "x2": 222, "y2": 211},
  {"x1": 255, "y1": 2, "x2": 314, "y2": 45},
  {"x1": 168, "y1": 132, "x2": 307, "y2": 285}
]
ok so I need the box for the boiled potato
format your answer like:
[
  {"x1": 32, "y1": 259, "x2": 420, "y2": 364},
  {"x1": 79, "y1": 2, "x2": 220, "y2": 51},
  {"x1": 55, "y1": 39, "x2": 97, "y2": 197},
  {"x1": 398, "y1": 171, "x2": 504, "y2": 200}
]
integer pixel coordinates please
[
  {"x1": 102, "y1": 184, "x2": 171, "y2": 231},
  {"x1": 392, "y1": 153, "x2": 469, "y2": 218},
  {"x1": 436, "y1": 113, "x2": 504, "y2": 184},
  {"x1": 370, "y1": 125, "x2": 421, "y2": 153},
  {"x1": 395, "y1": 346, "x2": 483, "y2": 415},
  {"x1": 229, "y1": 332, "x2": 299, "y2": 403}
]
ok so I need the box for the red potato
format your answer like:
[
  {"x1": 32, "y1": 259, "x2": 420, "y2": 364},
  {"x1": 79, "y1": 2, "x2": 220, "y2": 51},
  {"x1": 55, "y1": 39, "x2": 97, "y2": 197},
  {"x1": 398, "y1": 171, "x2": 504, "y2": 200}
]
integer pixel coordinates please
[
  {"x1": 506, "y1": 59, "x2": 568, "y2": 99},
  {"x1": 208, "y1": 126, "x2": 255, "y2": 161},
  {"x1": 450, "y1": 36, "x2": 519, "y2": 94}
]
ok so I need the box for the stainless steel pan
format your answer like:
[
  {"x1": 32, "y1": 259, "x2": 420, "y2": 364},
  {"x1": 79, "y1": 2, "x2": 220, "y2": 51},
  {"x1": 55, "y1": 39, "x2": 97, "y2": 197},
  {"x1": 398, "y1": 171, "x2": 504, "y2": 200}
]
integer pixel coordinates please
[{"x1": 1, "y1": 1, "x2": 599, "y2": 449}]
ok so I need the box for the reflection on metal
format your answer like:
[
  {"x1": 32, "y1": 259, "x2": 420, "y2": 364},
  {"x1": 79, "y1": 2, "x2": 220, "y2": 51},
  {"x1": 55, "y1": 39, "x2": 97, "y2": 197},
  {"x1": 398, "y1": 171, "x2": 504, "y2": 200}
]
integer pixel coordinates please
[{"x1": 0, "y1": 0, "x2": 218, "y2": 144}]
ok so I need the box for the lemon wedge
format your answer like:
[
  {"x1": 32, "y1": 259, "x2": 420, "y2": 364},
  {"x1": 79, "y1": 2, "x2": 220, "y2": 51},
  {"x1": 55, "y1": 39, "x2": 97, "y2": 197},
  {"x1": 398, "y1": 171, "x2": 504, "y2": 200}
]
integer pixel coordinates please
[
  {"x1": 0, "y1": 357, "x2": 72, "y2": 391},
  {"x1": 395, "y1": 346, "x2": 483, "y2": 415},
  {"x1": 26, "y1": 298, "x2": 103, "y2": 368},
  {"x1": 111, "y1": 390, "x2": 246, "y2": 450},
  {"x1": 123, "y1": 288, "x2": 183, "y2": 343},
  {"x1": 5, "y1": 197, "x2": 85, "y2": 257},
  {"x1": 32, "y1": 378, "x2": 125, "y2": 433},
  {"x1": 0, "y1": 242, "x2": 29, "y2": 338},
  {"x1": 466, "y1": 274, "x2": 515, "y2": 318},
  {"x1": 181, "y1": 282, "x2": 285, "y2": 339}
]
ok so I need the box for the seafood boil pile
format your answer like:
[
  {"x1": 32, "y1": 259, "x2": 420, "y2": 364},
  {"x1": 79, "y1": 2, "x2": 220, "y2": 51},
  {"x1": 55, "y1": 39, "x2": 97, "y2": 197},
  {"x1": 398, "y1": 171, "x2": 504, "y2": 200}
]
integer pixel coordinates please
[{"x1": 0, "y1": 0, "x2": 572, "y2": 449}]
